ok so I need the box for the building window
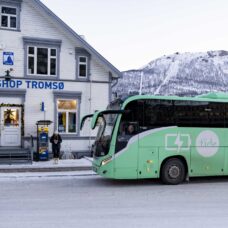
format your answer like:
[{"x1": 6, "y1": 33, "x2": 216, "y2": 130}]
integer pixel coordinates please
[
  {"x1": 75, "y1": 47, "x2": 91, "y2": 81},
  {"x1": 0, "y1": 1, "x2": 22, "y2": 31},
  {"x1": 4, "y1": 108, "x2": 19, "y2": 126},
  {"x1": 78, "y1": 56, "x2": 87, "y2": 78},
  {"x1": 1, "y1": 6, "x2": 17, "y2": 29},
  {"x1": 27, "y1": 46, "x2": 57, "y2": 76},
  {"x1": 23, "y1": 37, "x2": 61, "y2": 78},
  {"x1": 57, "y1": 99, "x2": 77, "y2": 134}
]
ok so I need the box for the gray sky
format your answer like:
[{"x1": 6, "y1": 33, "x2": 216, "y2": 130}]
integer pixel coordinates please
[{"x1": 41, "y1": 0, "x2": 228, "y2": 71}]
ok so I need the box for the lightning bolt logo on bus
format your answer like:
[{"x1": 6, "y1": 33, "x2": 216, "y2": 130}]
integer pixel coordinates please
[
  {"x1": 174, "y1": 134, "x2": 184, "y2": 152},
  {"x1": 165, "y1": 133, "x2": 191, "y2": 152}
]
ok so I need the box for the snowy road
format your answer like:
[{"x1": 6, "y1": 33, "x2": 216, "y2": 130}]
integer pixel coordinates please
[{"x1": 1, "y1": 174, "x2": 228, "y2": 228}]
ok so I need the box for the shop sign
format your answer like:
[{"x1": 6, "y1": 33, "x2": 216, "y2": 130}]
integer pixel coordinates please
[{"x1": 0, "y1": 80, "x2": 64, "y2": 90}]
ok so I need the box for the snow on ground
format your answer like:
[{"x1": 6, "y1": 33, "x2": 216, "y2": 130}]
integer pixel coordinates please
[
  {"x1": 0, "y1": 170, "x2": 96, "y2": 181},
  {"x1": 0, "y1": 158, "x2": 94, "y2": 181},
  {"x1": 0, "y1": 157, "x2": 92, "y2": 169}
]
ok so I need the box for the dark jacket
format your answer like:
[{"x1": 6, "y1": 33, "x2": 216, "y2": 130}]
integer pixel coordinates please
[{"x1": 50, "y1": 134, "x2": 62, "y2": 149}]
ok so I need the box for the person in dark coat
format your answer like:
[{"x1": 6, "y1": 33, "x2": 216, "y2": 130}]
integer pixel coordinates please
[{"x1": 50, "y1": 131, "x2": 62, "y2": 164}]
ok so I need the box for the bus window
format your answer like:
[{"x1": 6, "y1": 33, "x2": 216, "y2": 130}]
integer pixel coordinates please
[
  {"x1": 144, "y1": 99, "x2": 175, "y2": 129},
  {"x1": 225, "y1": 103, "x2": 228, "y2": 127},
  {"x1": 207, "y1": 102, "x2": 225, "y2": 128},
  {"x1": 174, "y1": 101, "x2": 225, "y2": 128},
  {"x1": 115, "y1": 100, "x2": 140, "y2": 153},
  {"x1": 93, "y1": 113, "x2": 118, "y2": 157},
  {"x1": 116, "y1": 121, "x2": 138, "y2": 152},
  {"x1": 115, "y1": 99, "x2": 176, "y2": 153}
]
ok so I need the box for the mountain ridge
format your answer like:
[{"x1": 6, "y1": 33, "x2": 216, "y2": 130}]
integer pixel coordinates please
[{"x1": 113, "y1": 50, "x2": 228, "y2": 97}]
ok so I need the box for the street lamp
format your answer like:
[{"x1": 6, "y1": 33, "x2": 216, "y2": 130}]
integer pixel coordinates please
[
  {"x1": 4, "y1": 68, "x2": 13, "y2": 81},
  {"x1": 139, "y1": 71, "x2": 144, "y2": 95}
]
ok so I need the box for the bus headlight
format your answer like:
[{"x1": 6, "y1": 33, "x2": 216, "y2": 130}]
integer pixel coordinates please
[{"x1": 101, "y1": 156, "x2": 112, "y2": 166}]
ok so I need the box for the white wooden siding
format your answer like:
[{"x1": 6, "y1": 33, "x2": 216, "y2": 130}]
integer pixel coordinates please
[{"x1": 0, "y1": 0, "x2": 115, "y2": 151}]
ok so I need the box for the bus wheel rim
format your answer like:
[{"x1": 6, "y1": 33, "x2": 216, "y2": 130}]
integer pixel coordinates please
[{"x1": 168, "y1": 165, "x2": 180, "y2": 179}]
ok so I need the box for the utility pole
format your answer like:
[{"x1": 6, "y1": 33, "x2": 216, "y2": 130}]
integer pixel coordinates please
[{"x1": 139, "y1": 71, "x2": 144, "y2": 95}]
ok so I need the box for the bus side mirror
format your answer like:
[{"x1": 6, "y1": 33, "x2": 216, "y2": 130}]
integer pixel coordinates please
[{"x1": 80, "y1": 114, "x2": 93, "y2": 130}]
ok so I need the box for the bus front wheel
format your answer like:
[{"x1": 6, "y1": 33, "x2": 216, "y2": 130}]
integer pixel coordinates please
[{"x1": 161, "y1": 158, "x2": 186, "y2": 185}]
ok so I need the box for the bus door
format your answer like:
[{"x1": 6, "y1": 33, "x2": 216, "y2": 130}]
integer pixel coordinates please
[
  {"x1": 114, "y1": 122, "x2": 139, "y2": 179},
  {"x1": 138, "y1": 144, "x2": 159, "y2": 179},
  {"x1": 113, "y1": 99, "x2": 144, "y2": 179}
]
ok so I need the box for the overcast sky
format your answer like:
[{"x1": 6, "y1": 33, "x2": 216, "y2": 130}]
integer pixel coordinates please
[{"x1": 41, "y1": 0, "x2": 228, "y2": 71}]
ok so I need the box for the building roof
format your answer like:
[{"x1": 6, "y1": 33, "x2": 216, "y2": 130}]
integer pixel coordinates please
[{"x1": 31, "y1": 0, "x2": 121, "y2": 78}]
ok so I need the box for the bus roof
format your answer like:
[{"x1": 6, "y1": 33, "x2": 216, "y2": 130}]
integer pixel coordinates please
[{"x1": 121, "y1": 92, "x2": 228, "y2": 108}]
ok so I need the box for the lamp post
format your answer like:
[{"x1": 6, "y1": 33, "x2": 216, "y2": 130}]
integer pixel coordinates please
[
  {"x1": 4, "y1": 68, "x2": 14, "y2": 81},
  {"x1": 139, "y1": 71, "x2": 144, "y2": 95}
]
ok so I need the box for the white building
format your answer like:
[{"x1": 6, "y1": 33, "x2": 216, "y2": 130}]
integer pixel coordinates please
[{"x1": 0, "y1": 0, "x2": 121, "y2": 159}]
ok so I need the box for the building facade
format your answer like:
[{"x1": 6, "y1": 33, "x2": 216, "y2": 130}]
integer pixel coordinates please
[{"x1": 0, "y1": 0, "x2": 121, "y2": 157}]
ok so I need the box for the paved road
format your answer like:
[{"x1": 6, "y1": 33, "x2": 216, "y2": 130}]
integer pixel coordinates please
[{"x1": 1, "y1": 174, "x2": 228, "y2": 228}]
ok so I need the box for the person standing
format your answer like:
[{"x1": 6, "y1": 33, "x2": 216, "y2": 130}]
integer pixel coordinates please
[{"x1": 50, "y1": 131, "x2": 62, "y2": 164}]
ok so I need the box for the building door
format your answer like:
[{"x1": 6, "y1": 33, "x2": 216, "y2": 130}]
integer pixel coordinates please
[{"x1": 1, "y1": 107, "x2": 21, "y2": 146}]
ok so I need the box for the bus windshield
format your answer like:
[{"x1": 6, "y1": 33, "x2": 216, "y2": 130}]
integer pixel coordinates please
[{"x1": 93, "y1": 113, "x2": 118, "y2": 157}]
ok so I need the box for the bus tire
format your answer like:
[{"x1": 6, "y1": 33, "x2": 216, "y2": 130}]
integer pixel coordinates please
[{"x1": 161, "y1": 158, "x2": 186, "y2": 185}]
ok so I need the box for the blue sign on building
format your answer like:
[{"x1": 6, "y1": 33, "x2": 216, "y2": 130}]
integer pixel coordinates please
[
  {"x1": 3, "y1": 52, "x2": 14, "y2": 65},
  {"x1": 0, "y1": 79, "x2": 64, "y2": 90}
]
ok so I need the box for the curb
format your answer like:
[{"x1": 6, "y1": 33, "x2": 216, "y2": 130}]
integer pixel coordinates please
[{"x1": 0, "y1": 166, "x2": 92, "y2": 173}]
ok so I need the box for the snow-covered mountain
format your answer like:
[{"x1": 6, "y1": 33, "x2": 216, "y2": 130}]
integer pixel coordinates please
[{"x1": 113, "y1": 50, "x2": 228, "y2": 97}]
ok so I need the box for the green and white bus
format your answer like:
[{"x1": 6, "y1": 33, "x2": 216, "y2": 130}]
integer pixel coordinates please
[{"x1": 81, "y1": 92, "x2": 228, "y2": 184}]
